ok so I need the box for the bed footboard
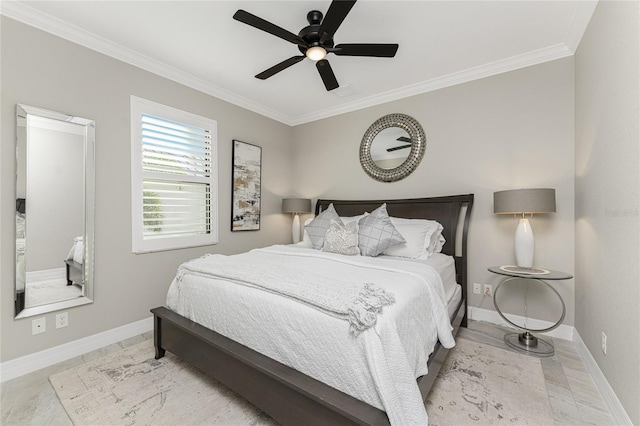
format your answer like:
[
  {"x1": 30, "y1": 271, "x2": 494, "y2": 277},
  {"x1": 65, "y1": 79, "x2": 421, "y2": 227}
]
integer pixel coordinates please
[
  {"x1": 151, "y1": 306, "x2": 390, "y2": 426},
  {"x1": 64, "y1": 259, "x2": 83, "y2": 286},
  {"x1": 151, "y1": 301, "x2": 465, "y2": 426}
]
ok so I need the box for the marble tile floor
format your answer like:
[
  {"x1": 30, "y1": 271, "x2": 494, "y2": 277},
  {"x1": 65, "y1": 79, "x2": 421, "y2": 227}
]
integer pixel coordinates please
[
  {"x1": 1, "y1": 321, "x2": 614, "y2": 425},
  {"x1": 458, "y1": 321, "x2": 614, "y2": 425},
  {"x1": 1, "y1": 332, "x2": 152, "y2": 426}
]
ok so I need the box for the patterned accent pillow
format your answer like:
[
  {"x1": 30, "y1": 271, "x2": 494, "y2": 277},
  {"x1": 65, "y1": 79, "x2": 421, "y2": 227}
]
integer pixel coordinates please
[
  {"x1": 321, "y1": 220, "x2": 360, "y2": 256},
  {"x1": 358, "y1": 204, "x2": 406, "y2": 257},
  {"x1": 304, "y1": 203, "x2": 343, "y2": 249}
]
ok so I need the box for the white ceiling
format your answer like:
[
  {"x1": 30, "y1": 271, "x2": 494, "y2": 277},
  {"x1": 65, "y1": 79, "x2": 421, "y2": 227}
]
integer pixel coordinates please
[{"x1": 2, "y1": 1, "x2": 597, "y2": 126}]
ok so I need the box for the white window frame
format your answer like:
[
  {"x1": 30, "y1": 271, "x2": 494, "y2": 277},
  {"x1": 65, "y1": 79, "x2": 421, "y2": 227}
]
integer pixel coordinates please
[{"x1": 131, "y1": 96, "x2": 218, "y2": 253}]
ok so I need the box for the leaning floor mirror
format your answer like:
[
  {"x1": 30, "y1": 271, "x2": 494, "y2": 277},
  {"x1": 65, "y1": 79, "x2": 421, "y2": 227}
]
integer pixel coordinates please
[{"x1": 15, "y1": 104, "x2": 95, "y2": 319}]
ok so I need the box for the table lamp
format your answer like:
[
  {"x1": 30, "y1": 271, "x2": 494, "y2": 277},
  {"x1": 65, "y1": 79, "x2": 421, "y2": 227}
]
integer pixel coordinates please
[
  {"x1": 494, "y1": 188, "x2": 556, "y2": 269},
  {"x1": 282, "y1": 198, "x2": 312, "y2": 243}
]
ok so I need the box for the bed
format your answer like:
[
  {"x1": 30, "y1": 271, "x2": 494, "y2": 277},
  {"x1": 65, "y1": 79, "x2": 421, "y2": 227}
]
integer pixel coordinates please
[
  {"x1": 152, "y1": 194, "x2": 474, "y2": 425},
  {"x1": 65, "y1": 237, "x2": 84, "y2": 286}
]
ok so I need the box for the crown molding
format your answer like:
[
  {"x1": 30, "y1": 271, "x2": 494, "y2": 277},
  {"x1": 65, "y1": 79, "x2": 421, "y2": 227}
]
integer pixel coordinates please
[
  {"x1": 1, "y1": 0, "x2": 597, "y2": 127},
  {"x1": 564, "y1": 1, "x2": 599, "y2": 53},
  {"x1": 0, "y1": 1, "x2": 293, "y2": 125},
  {"x1": 290, "y1": 42, "x2": 573, "y2": 125}
]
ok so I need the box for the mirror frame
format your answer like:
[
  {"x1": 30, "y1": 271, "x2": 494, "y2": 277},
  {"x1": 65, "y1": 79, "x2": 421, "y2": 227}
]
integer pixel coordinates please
[
  {"x1": 15, "y1": 104, "x2": 95, "y2": 319},
  {"x1": 359, "y1": 113, "x2": 426, "y2": 182}
]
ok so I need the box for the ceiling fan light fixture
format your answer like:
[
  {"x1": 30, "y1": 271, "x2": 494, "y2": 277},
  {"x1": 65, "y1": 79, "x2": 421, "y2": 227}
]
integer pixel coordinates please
[{"x1": 306, "y1": 45, "x2": 327, "y2": 61}]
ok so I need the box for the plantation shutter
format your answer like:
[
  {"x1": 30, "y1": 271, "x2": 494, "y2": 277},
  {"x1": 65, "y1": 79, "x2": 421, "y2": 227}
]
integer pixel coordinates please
[
  {"x1": 141, "y1": 114, "x2": 211, "y2": 239},
  {"x1": 131, "y1": 96, "x2": 218, "y2": 253}
]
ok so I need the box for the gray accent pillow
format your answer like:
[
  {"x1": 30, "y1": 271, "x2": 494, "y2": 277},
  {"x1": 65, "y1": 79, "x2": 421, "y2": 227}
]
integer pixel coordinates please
[
  {"x1": 304, "y1": 203, "x2": 343, "y2": 249},
  {"x1": 321, "y1": 220, "x2": 360, "y2": 256},
  {"x1": 358, "y1": 204, "x2": 406, "y2": 257}
]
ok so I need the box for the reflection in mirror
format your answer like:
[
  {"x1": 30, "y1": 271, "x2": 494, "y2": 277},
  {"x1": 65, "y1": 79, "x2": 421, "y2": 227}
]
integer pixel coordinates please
[
  {"x1": 15, "y1": 105, "x2": 95, "y2": 319},
  {"x1": 370, "y1": 127, "x2": 411, "y2": 169}
]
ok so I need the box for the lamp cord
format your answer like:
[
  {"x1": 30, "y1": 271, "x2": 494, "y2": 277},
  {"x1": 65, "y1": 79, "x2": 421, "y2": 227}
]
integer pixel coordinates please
[{"x1": 514, "y1": 212, "x2": 534, "y2": 219}]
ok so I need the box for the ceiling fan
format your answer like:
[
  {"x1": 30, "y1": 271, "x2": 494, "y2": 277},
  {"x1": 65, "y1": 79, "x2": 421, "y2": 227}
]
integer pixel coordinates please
[
  {"x1": 387, "y1": 136, "x2": 412, "y2": 152},
  {"x1": 233, "y1": 0, "x2": 399, "y2": 91}
]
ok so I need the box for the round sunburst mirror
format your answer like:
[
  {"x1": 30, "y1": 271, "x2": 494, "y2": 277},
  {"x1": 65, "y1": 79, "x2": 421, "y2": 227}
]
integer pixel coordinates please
[{"x1": 359, "y1": 113, "x2": 426, "y2": 182}]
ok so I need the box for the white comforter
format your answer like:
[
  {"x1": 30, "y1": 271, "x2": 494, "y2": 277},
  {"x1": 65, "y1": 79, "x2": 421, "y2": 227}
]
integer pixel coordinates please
[{"x1": 167, "y1": 245, "x2": 455, "y2": 425}]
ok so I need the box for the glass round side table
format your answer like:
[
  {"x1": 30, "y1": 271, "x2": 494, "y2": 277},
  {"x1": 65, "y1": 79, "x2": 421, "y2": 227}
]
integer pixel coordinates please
[{"x1": 488, "y1": 266, "x2": 572, "y2": 357}]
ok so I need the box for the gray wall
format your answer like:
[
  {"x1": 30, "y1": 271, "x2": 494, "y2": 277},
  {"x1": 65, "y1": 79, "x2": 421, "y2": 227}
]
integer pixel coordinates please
[
  {"x1": 1, "y1": 17, "x2": 293, "y2": 362},
  {"x1": 575, "y1": 2, "x2": 640, "y2": 424},
  {"x1": 291, "y1": 58, "x2": 576, "y2": 326},
  {"x1": 26, "y1": 126, "x2": 84, "y2": 272}
]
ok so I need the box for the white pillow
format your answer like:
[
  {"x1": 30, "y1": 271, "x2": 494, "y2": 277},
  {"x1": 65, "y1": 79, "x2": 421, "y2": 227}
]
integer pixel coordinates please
[
  {"x1": 382, "y1": 217, "x2": 444, "y2": 259},
  {"x1": 321, "y1": 220, "x2": 360, "y2": 256},
  {"x1": 432, "y1": 233, "x2": 446, "y2": 254},
  {"x1": 340, "y1": 214, "x2": 366, "y2": 224},
  {"x1": 300, "y1": 217, "x2": 314, "y2": 247}
]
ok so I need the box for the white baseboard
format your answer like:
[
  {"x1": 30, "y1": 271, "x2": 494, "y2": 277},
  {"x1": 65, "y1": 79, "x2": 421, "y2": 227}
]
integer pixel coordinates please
[
  {"x1": 0, "y1": 316, "x2": 153, "y2": 383},
  {"x1": 573, "y1": 331, "x2": 633, "y2": 426},
  {"x1": 467, "y1": 306, "x2": 575, "y2": 341},
  {"x1": 26, "y1": 267, "x2": 65, "y2": 282},
  {"x1": 1, "y1": 310, "x2": 631, "y2": 425}
]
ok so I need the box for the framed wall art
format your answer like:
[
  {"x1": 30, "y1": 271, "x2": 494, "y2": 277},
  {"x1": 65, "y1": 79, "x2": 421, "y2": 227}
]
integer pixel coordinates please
[{"x1": 231, "y1": 140, "x2": 262, "y2": 231}]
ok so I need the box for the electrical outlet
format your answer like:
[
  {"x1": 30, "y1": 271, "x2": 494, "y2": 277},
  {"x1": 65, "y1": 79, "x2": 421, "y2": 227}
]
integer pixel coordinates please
[
  {"x1": 473, "y1": 283, "x2": 482, "y2": 294},
  {"x1": 56, "y1": 312, "x2": 69, "y2": 329},
  {"x1": 32, "y1": 317, "x2": 46, "y2": 335},
  {"x1": 483, "y1": 284, "x2": 493, "y2": 296},
  {"x1": 601, "y1": 332, "x2": 607, "y2": 355}
]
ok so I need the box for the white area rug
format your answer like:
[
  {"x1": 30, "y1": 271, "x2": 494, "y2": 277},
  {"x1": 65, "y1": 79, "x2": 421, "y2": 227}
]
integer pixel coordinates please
[
  {"x1": 426, "y1": 338, "x2": 554, "y2": 425},
  {"x1": 26, "y1": 278, "x2": 81, "y2": 308},
  {"x1": 50, "y1": 339, "x2": 275, "y2": 426},
  {"x1": 50, "y1": 338, "x2": 553, "y2": 425}
]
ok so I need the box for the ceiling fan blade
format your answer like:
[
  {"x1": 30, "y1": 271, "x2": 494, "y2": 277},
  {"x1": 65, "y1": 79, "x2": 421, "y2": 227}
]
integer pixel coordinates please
[
  {"x1": 319, "y1": 0, "x2": 357, "y2": 43},
  {"x1": 397, "y1": 136, "x2": 411, "y2": 143},
  {"x1": 332, "y1": 43, "x2": 399, "y2": 57},
  {"x1": 255, "y1": 56, "x2": 305, "y2": 80},
  {"x1": 387, "y1": 144, "x2": 412, "y2": 153},
  {"x1": 316, "y1": 59, "x2": 339, "y2": 91},
  {"x1": 233, "y1": 10, "x2": 307, "y2": 47}
]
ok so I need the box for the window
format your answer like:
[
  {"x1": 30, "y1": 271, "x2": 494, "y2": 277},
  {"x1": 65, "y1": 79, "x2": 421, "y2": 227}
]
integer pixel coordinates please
[{"x1": 131, "y1": 96, "x2": 218, "y2": 253}]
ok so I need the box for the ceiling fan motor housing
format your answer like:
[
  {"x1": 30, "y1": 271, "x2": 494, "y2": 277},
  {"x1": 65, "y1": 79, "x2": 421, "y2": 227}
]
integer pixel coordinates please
[{"x1": 298, "y1": 10, "x2": 334, "y2": 54}]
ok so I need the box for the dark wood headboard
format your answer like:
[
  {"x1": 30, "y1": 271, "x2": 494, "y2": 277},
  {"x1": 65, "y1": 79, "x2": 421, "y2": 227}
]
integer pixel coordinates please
[{"x1": 315, "y1": 194, "x2": 474, "y2": 306}]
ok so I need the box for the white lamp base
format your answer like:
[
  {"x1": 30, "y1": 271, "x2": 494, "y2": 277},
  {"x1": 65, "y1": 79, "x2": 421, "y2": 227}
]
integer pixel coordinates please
[
  {"x1": 515, "y1": 218, "x2": 534, "y2": 267},
  {"x1": 292, "y1": 214, "x2": 301, "y2": 244}
]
